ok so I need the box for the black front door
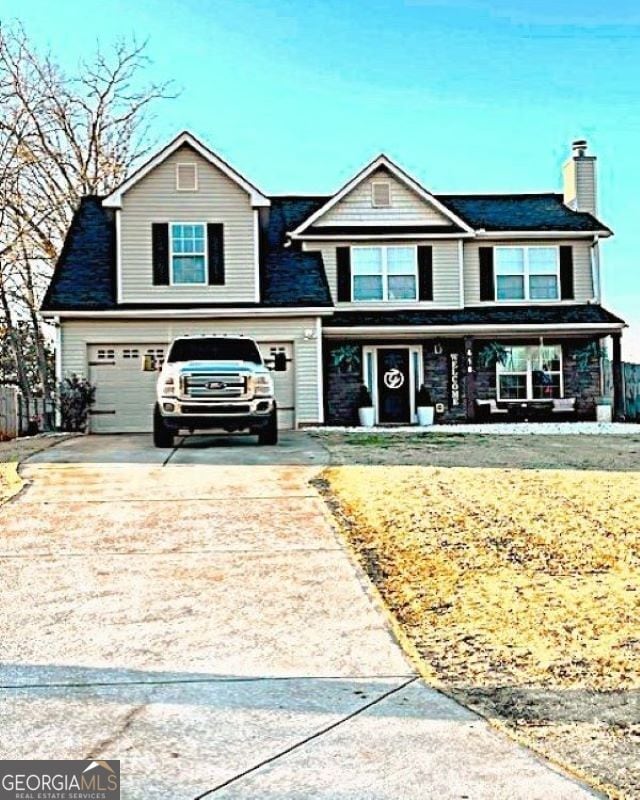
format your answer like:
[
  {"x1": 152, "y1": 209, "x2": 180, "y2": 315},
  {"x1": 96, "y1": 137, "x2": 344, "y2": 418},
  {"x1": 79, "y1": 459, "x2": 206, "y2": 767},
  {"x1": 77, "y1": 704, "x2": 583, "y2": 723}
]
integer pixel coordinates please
[{"x1": 377, "y1": 348, "x2": 411, "y2": 423}]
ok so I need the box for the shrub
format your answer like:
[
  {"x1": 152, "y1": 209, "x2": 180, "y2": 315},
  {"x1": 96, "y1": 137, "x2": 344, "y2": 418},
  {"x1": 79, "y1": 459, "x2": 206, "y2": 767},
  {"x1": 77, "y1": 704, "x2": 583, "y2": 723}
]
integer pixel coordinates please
[
  {"x1": 416, "y1": 385, "x2": 433, "y2": 406},
  {"x1": 357, "y1": 384, "x2": 373, "y2": 407},
  {"x1": 59, "y1": 375, "x2": 96, "y2": 432}
]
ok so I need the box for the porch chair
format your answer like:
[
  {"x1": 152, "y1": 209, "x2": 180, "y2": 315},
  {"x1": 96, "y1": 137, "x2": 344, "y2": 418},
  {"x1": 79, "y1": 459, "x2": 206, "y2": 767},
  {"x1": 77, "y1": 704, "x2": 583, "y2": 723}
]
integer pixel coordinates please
[{"x1": 475, "y1": 399, "x2": 509, "y2": 422}]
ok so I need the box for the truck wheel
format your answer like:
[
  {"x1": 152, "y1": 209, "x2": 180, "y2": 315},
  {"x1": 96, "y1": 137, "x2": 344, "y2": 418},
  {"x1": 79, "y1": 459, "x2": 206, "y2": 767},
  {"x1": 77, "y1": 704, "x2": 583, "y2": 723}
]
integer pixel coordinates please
[
  {"x1": 258, "y1": 409, "x2": 278, "y2": 445},
  {"x1": 153, "y1": 404, "x2": 174, "y2": 448}
]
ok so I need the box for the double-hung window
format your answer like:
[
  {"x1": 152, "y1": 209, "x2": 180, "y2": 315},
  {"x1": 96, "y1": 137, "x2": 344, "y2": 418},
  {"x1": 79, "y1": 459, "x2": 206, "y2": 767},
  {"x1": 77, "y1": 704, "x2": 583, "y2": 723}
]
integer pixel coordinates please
[
  {"x1": 497, "y1": 344, "x2": 563, "y2": 400},
  {"x1": 352, "y1": 246, "x2": 417, "y2": 301},
  {"x1": 495, "y1": 246, "x2": 560, "y2": 301},
  {"x1": 171, "y1": 224, "x2": 206, "y2": 285}
]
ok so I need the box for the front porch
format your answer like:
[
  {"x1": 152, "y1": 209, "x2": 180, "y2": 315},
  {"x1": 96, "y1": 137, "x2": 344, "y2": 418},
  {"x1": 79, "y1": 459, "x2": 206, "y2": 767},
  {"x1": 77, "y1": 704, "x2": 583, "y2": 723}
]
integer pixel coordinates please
[{"x1": 323, "y1": 333, "x2": 624, "y2": 426}]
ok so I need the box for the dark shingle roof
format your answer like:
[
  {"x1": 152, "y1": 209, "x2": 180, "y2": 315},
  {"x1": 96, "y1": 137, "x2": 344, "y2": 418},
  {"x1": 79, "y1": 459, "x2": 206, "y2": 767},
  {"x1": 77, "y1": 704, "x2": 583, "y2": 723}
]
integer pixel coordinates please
[
  {"x1": 437, "y1": 193, "x2": 610, "y2": 233},
  {"x1": 290, "y1": 193, "x2": 610, "y2": 236},
  {"x1": 41, "y1": 197, "x2": 116, "y2": 311},
  {"x1": 327, "y1": 305, "x2": 625, "y2": 328},
  {"x1": 260, "y1": 197, "x2": 333, "y2": 306},
  {"x1": 42, "y1": 190, "x2": 612, "y2": 313},
  {"x1": 42, "y1": 195, "x2": 333, "y2": 311}
]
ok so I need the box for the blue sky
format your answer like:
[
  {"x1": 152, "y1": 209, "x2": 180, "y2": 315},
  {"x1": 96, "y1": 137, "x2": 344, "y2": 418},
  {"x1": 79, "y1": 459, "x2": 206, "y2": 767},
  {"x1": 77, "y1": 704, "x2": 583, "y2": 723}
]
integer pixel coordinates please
[{"x1": 7, "y1": 0, "x2": 640, "y2": 357}]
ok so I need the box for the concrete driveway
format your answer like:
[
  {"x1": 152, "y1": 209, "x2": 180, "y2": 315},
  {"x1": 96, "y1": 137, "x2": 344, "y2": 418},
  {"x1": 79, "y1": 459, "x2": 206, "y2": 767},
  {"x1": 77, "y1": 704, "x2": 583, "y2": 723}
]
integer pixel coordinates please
[{"x1": 1, "y1": 433, "x2": 598, "y2": 799}]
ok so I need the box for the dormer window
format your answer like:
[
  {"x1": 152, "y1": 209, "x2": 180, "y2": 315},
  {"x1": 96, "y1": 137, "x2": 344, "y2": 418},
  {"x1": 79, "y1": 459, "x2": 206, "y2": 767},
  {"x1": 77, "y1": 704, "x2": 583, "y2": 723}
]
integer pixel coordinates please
[
  {"x1": 176, "y1": 162, "x2": 198, "y2": 191},
  {"x1": 371, "y1": 181, "x2": 391, "y2": 208}
]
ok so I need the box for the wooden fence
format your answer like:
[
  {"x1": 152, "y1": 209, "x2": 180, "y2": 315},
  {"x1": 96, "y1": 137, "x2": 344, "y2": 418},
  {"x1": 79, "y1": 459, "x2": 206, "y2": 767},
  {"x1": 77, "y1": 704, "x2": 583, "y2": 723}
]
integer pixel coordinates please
[
  {"x1": 624, "y1": 363, "x2": 640, "y2": 421},
  {"x1": 17, "y1": 395, "x2": 55, "y2": 435},
  {"x1": 0, "y1": 385, "x2": 19, "y2": 440}
]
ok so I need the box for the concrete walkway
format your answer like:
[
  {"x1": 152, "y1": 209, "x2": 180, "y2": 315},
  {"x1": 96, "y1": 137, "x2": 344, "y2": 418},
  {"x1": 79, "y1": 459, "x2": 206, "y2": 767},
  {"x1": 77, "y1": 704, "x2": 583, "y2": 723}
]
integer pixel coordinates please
[{"x1": 0, "y1": 434, "x2": 598, "y2": 799}]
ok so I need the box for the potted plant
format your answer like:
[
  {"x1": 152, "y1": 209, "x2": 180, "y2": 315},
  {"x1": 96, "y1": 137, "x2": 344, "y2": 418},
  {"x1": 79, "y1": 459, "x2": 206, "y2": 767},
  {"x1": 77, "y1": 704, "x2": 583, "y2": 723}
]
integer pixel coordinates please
[
  {"x1": 595, "y1": 395, "x2": 613, "y2": 423},
  {"x1": 357, "y1": 384, "x2": 375, "y2": 427},
  {"x1": 416, "y1": 385, "x2": 435, "y2": 426}
]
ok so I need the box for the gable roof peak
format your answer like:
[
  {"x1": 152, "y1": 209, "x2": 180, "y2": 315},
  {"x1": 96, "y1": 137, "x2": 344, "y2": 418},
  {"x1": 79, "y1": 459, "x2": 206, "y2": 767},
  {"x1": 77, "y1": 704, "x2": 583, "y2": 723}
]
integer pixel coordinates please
[
  {"x1": 289, "y1": 152, "x2": 474, "y2": 237},
  {"x1": 102, "y1": 130, "x2": 270, "y2": 208}
]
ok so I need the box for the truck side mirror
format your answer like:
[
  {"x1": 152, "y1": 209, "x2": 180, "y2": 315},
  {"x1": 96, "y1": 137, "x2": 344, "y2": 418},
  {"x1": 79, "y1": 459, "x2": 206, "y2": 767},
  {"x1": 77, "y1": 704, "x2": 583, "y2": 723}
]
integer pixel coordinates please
[
  {"x1": 142, "y1": 354, "x2": 156, "y2": 372},
  {"x1": 273, "y1": 352, "x2": 287, "y2": 372}
]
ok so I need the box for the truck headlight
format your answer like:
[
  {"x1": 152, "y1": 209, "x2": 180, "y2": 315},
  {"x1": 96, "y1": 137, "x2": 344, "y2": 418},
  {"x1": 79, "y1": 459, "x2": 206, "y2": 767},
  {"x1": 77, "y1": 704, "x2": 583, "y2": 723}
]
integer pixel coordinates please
[
  {"x1": 251, "y1": 374, "x2": 273, "y2": 397},
  {"x1": 163, "y1": 377, "x2": 175, "y2": 395}
]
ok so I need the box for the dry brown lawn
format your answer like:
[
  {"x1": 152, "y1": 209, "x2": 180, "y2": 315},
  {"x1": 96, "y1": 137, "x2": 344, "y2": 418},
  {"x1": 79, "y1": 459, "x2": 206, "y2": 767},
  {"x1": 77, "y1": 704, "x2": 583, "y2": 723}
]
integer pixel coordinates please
[
  {"x1": 321, "y1": 464, "x2": 640, "y2": 799},
  {"x1": 0, "y1": 461, "x2": 21, "y2": 504},
  {"x1": 0, "y1": 434, "x2": 73, "y2": 504}
]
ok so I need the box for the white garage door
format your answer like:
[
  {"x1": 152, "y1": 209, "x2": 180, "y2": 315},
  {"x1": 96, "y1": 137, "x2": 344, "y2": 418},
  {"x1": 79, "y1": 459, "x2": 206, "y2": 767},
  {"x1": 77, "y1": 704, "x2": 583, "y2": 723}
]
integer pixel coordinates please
[
  {"x1": 89, "y1": 344, "x2": 166, "y2": 433},
  {"x1": 88, "y1": 341, "x2": 295, "y2": 433}
]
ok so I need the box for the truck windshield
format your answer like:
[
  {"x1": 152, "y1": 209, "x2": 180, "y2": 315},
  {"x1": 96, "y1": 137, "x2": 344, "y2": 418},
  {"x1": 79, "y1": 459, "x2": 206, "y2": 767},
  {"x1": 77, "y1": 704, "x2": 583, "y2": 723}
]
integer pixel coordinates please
[{"x1": 167, "y1": 338, "x2": 262, "y2": 364}]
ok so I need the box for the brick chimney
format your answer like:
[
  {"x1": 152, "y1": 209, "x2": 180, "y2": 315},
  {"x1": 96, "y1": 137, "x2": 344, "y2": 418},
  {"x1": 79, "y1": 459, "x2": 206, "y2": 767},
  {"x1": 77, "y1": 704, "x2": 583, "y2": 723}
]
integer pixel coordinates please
[{"x1": 563, "y1": 139, "x2": 597, "y2": 215}]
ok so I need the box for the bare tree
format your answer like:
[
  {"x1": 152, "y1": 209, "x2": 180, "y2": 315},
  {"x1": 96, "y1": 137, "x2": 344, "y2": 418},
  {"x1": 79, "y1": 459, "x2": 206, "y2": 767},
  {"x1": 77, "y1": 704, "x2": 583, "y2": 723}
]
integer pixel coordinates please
[{"x1": 0, "y1": 22, "x2": 174, "y2": 421}]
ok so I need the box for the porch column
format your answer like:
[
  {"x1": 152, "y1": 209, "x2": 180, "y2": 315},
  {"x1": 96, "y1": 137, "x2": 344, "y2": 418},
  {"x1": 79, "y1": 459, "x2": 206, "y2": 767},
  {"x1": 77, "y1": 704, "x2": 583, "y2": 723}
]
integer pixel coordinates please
[
  {"x1": 612, "y1": 332, "x2": 624, "y2": 421},
  {"x1": 464, "y1": 336, "x2": 476, "y2": 421}
]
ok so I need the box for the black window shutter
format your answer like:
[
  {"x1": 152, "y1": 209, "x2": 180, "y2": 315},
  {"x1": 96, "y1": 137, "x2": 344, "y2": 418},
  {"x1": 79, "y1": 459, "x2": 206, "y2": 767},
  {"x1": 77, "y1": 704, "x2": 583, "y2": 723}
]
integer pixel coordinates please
[
  {"x1": 559, "y1": 246, "x2": 574, "y2": 300},
  {"x1": 151, "y1": 223, "x2": 169, "y2": 285},
  {"x1": 336, "y1": 246, "x2": 351, "y2": 302},
  {"x1": 479, "y1": 247, "x2": 495, "y2": 301},
  {"x1": 417, "y1": 246, "x2": 433, "y2": 301},
  {"x1": 207, "y1": 223, "x2": 225, "y2": 285}
]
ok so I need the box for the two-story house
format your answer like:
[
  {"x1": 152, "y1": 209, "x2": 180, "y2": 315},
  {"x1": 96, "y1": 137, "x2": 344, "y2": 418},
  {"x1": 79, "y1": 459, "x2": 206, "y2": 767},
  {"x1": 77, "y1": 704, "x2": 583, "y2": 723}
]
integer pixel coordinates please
[{"x1": 41, "y1": 132, "x2": 626, "y2": 432}]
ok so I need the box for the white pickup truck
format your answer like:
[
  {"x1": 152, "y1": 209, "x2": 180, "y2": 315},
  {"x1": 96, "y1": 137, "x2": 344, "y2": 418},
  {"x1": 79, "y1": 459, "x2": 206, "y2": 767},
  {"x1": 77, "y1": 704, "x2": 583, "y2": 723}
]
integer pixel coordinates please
[{"x1": 153, "y1": 335, "x2": 281, "y2": 447}]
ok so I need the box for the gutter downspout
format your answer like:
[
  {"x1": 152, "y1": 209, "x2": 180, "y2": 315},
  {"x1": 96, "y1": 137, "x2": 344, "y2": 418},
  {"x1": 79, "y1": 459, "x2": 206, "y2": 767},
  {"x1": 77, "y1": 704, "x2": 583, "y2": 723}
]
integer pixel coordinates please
[{"x1": 590, "y1": 234, "x2": 601, "y2": 303}]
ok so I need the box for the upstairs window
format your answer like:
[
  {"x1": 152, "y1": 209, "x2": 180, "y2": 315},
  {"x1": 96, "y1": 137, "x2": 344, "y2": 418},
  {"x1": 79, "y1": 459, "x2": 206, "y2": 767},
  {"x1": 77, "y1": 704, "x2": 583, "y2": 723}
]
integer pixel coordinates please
[
  {"x1": 371, "y1": 181, "x2": 391, "y2": 208},
  {"x1": 352, "y1": 246, "x2": 417, "y2": 301},
  {"x1": 171, "y1": 224, "x2": 206, "y2": 284},
  {"x1": 495, "y1": 246, "x2": 559, "y2": 301},
  {"x1": 176, "y1": 162, "x2": 198, "y2": 191}
]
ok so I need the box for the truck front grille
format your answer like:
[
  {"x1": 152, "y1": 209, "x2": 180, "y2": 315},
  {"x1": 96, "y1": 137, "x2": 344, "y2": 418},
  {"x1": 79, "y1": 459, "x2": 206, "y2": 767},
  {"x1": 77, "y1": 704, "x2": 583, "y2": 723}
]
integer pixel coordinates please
[
  {"x1": 181, "y1": 404, "x2": 251, "y2": 415},
  {"x1": 183, "y1": 372, "x2": 247, "y2": 400}
]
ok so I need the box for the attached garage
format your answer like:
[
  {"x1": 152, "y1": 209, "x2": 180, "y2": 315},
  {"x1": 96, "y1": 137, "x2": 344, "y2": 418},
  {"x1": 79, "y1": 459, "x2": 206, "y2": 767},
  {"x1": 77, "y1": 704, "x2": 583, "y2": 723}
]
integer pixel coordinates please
[{"x1": 88, "y1": 338, "x2": 297, "y2": 433}]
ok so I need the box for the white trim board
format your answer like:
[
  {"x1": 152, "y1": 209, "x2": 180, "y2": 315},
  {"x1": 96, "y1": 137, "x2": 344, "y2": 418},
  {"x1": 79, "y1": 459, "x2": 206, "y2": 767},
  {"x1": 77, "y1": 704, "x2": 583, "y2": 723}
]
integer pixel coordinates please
[
  {"x1": 103, "y1": 131, "x2": 270, "y2": 208},
  {"x1": 43, "y1": 307, "x2": 334, "y2": 319},
  {"x1": 292, "y1": 232, "x2": 475, "y2": 241},
  {"x1": 288, "y1": 154, "x2": 474, "y2": 237}
]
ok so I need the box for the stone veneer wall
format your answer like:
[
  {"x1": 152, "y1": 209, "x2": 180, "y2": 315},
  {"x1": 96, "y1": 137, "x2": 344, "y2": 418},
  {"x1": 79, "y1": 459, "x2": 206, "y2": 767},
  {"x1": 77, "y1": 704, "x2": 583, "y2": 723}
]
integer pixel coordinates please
[
  {"x1": 473, "y1": 337, "x2": 602, "y2": 419},
  {"x1": 422, "y1": 340, "x2": 467, "y2": 423},
  {"x1": 324, "y1": 340, "x2": 364, "y2": 425},
  {"x1": 324, "y1": 339, "x2": 468, "y2": 425},
  {"x1": 324, "y1": 336, "x2": 604, "y2": 425}
]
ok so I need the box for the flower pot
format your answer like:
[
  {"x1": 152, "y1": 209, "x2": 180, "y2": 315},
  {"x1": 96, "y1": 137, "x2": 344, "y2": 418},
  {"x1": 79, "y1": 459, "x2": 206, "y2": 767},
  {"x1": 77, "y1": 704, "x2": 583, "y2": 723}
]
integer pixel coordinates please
[
  {"x1": 596, "y1": 403, "x2": 612, "y2": 423},
  {"x1": 358, "y1": 406, "x2": 375, "y2": 427},
  {"x1": 417, "y1": 406, "x2": 435, "y2": 426}
]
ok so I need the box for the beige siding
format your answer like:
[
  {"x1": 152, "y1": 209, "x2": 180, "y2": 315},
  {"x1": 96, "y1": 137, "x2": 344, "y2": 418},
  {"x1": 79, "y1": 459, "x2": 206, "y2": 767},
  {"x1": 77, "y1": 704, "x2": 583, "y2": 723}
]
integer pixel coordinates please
[
  {"x1": 563, "y1": 157, "x2": 597, "y2": 215},
  {"x1": 304, "y1": 240, "x2": 462, "y2": 308},
  {"x1": 463, "y1": 240, "x2": 594, "y2": 305},
  {"x1": 119, "y1": 146, "x2": 257, "y2": 303},
  {"x1": 318, "y1": 168, "x2": 452, "y2": 226},
  {"x1": 60, "y1": 317, "x2": 322, "y2": 425},
  {"x1": 575, "y1": 159, "x2": 597, "y2": 215}
]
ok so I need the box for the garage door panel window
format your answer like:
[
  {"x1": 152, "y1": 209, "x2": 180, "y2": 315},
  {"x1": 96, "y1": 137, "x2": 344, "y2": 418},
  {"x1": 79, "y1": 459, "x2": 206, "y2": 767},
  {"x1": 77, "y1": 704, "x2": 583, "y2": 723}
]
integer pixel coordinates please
[
  {"x1": 171, "y1": 224, "x2": 206, "y2": 285},
  {"x1": 497, "y1": 344, "x2": 563, "y2": 400}
]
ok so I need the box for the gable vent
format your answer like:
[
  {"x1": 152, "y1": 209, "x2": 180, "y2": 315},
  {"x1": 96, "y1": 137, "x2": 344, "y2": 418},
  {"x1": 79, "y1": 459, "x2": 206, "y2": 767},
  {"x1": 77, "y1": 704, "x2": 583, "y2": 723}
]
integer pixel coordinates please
[
  {"x1": 176, "y1": 162, "x2": 198, "y2": 191},
  {"x1": 371, "y1": 181, "x2": 391, "y2": 208}
]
